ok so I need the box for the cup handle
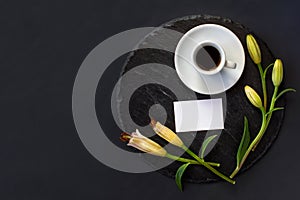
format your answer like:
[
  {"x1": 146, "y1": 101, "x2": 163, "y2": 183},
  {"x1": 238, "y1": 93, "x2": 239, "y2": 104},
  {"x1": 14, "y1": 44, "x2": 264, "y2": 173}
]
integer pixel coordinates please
[{"x1": 224, "y1": 60, "x2": 236, "y2": 69}]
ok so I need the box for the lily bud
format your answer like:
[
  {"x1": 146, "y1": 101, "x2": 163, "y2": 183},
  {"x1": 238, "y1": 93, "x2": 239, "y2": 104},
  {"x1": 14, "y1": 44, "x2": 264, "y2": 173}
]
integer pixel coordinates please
[
  {"x1": 120, "y1": 129, "x2": 167, "y2": 157},
  {"x1": 246, "y1": 34, "x2": 261, "y2": 64},
  {"x1": 244, "y1": 85, "x2": 263, "y2": 109},
  {"x1": 151, "y1": 119, "x2": 184, "y2": 147},
  {"x1": 272, "y1": 59, "x2": 283, "y2": 87}
]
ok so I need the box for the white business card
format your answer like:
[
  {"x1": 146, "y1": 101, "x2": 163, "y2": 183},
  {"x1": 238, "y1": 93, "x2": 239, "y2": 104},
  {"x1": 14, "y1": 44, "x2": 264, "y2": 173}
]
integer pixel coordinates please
[{"x1": 173, "y1": 99, "x2": 224, "y2": 132}]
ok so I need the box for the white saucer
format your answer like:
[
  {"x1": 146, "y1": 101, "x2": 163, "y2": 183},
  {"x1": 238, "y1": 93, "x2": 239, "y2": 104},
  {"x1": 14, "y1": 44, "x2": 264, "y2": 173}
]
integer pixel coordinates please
[{"x1": 174, "y1": 24, "x2": 245, "y2": 95}]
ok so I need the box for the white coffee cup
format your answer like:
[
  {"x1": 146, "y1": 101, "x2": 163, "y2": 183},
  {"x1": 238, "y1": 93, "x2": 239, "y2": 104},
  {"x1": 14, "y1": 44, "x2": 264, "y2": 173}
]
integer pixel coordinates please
[{"x1": 192, "y1": 40, "x2": 236, "y2": 75}]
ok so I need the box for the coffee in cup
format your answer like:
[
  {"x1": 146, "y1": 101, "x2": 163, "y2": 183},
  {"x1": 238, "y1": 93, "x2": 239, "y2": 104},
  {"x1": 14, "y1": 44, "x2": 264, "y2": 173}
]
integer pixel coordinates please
[{"x1": 192, "y1": 41, "x2": 236, "y2": 75}]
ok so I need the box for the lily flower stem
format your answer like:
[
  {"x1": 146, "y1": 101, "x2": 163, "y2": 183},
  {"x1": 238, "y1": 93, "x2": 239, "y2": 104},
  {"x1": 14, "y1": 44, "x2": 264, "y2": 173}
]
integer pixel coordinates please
[
  {"x1": 230, "y1": 108, "x2": 267, "y2": 178},
  {"x1": 165, "y1": 153, "x2": 201, "y2": 165},
  {"x1": 266, "y1": 86, "x2": 279, "y2": 126},
  {"x1": 181, "y1": 145, "x2": 235, "y2": 184},
  {"x1": 252, "y1": 86, "x2": 279, "y2": 151},
  {"x1": 204, "y1": 161, "x2": 220, "y2": 167},
  {"x1": 166, "y1": 153, "x2": 220, "y2": 167},
  {"x1": 258, "y1": 63, "x2": 268, "y2": 109}
]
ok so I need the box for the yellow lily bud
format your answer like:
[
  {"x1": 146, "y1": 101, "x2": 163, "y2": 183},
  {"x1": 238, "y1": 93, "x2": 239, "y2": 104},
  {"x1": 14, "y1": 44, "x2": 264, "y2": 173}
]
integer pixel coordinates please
[
  {"x1": 244, "y1": 85, "x2": 263, "y2": 109},
  {"x1": 272, "y1": 59, "x2": 283, "y2": 87},
  {"x1": 151, "y1": 119, "x2": 184, "y2": 147},
  {"x1": 120, "y1": 130, "x2": 167, "y2": 157},
  {"x1": 246, "y1": 34, "x2": 261, "y2": 64}
]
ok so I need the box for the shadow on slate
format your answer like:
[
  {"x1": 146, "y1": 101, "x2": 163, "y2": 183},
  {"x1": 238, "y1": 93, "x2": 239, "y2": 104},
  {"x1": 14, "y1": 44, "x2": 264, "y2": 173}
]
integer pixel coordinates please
[{"x1": 116, "y1": 15, "x2": 285, "y2": 183}]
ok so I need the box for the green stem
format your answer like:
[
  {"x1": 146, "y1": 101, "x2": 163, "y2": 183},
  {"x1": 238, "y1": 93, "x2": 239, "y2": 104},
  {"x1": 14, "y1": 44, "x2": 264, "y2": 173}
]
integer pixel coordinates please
[
  {"x1": 206, "y1": 161, "x2": 220, "y2": 167},
  {"x1": 204, "y1": 161, "x2": 220, "y2": 167},
  {"x1": 258, "y1": 63, "x2": 268, "y2": 109},
  {"x1": 166, "y1": 153, "x2": 220, "y2": 167},
  {"x1": 166, "y1": 154, "x2": 199, "y2": 165},
  {"x1": 266, "y1": 86, "x2": 279, "y2": 126},
  {"x1": 230, "y1": 108, "x2": 267, "y2": 178},
  {"x1": 182, "y1": 145, "x2": 235, "y2": 184},
  {"x1": 252, "y1": 86, "x2": 278, "y2": 151}
]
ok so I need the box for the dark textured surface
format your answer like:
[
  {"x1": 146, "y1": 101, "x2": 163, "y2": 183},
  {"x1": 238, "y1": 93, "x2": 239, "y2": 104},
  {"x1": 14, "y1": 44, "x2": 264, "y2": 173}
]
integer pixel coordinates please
[{"x1": 118, "y1": 15, "x2": 285, "y2": 183}]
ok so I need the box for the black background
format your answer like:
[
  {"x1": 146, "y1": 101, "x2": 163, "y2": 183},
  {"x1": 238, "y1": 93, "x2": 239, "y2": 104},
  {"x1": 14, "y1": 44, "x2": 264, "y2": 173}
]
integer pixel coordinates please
[{"x1": 1, "y1": 0, "x2": 300, "y2": 199}]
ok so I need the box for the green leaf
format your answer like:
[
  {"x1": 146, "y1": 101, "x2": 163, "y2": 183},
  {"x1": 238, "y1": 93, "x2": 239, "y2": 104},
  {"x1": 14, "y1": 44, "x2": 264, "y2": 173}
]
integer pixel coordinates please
[
  {"x1": 275, "y1": 88, "x2": 296, "y2": 101},
  {"x1": 263, "y1": 63, "x2": 274, "y2": 78},
  {"x1": 265, "y1": 107, "x2": 284, "y2": 116},
  {"x1": 175, "y1": 163, "x2": 190, "y2": 192},
  {"x1": 200, "y1": 135, "x2": 217, "y2": 159},
  {"x1": 236, "y1": 116, "x2": 251, "y2": 167}
]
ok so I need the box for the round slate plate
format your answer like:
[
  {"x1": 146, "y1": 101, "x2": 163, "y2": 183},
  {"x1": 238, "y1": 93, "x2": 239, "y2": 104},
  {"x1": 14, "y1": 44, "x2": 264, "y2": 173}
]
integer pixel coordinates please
[{"x1": 116, "y1": 15, "x2": 285, "y2": 183}]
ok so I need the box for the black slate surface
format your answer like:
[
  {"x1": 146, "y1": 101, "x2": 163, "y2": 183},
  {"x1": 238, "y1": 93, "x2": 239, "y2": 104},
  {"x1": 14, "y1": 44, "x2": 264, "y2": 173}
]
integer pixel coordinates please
[{"x1": 116, "y1": 15, "x2": 285, "y2": 183}]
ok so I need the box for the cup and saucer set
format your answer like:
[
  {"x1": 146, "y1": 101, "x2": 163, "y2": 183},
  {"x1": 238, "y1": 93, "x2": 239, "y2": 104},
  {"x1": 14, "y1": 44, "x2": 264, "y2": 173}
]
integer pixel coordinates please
[{"x1": 174, "y1": 24, "x2": 245, "y2": 95}]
